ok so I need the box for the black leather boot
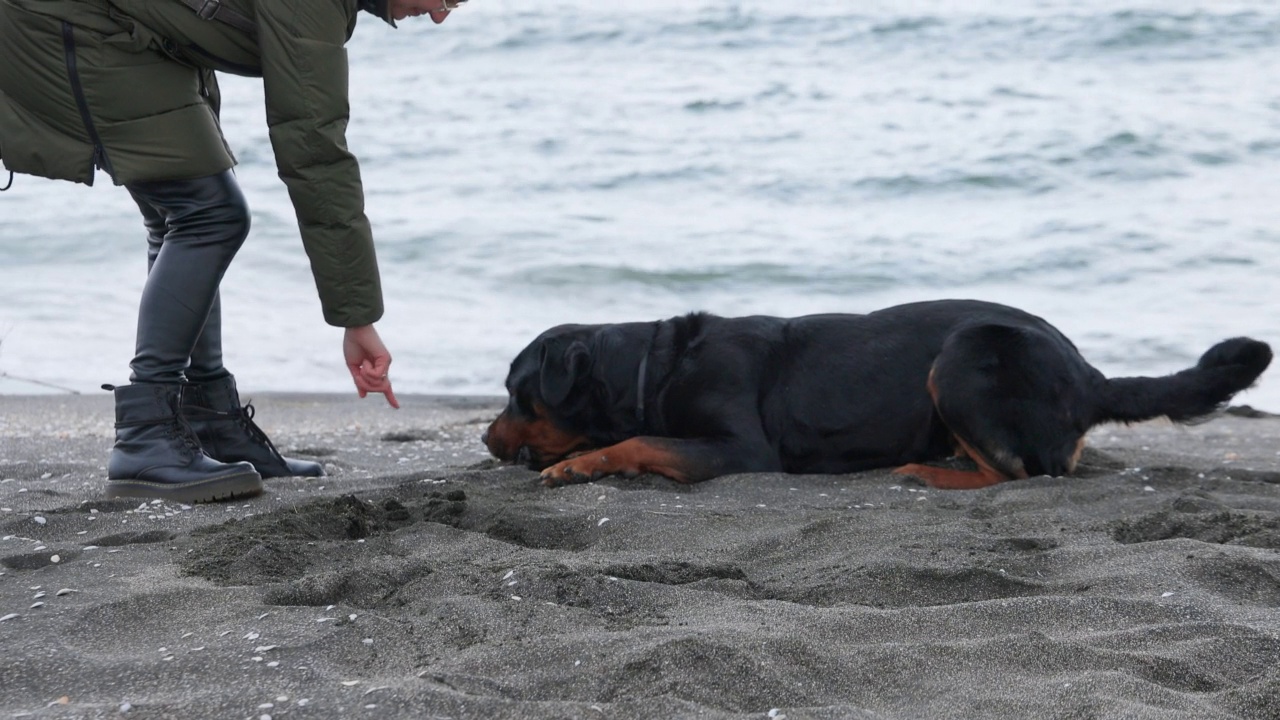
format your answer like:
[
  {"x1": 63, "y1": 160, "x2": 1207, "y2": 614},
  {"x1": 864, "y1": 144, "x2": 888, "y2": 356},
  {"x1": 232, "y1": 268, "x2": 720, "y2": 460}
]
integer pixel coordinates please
[
  {"x1": 106, "y1": 383, "x2": 263, "y2": 502},
  {"x1": 182, "y1": 376, "x2": 325, "y2": 478}
]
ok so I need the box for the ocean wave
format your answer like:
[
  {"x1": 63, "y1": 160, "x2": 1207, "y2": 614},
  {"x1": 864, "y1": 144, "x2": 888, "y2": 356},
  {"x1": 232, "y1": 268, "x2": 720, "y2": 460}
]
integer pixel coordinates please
[
  {"x1": 429, "y1": 4, "x2": 1280, "y2": 65},
  {"x1": 528, "y1": 165, "x2": 729, "y2": 193},
  {"x1": 513, "y1": 262, "x2": 908, "y2": 294},
  {"x1": 849, "y1": 170, "x2": 1051, "y2": 197},
  {"x1": 501, "y1": 248, "x2": 1148, "y2": 296},
  {"x1": 1091, "y1": 10, "x2": 1278, "y2": 53}
]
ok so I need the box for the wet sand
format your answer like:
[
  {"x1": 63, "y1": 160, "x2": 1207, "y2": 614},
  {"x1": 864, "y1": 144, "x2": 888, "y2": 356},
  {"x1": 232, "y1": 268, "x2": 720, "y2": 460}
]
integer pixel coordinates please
[{"x1": 2, "y1": 393, "x2": 1279, "y2": 719}]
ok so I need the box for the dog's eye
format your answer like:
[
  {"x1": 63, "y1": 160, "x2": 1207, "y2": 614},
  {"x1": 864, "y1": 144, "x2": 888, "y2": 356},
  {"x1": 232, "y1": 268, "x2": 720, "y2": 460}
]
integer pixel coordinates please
[{"x1": 512, "y1": 394, "x2": 536, "y2": 418}]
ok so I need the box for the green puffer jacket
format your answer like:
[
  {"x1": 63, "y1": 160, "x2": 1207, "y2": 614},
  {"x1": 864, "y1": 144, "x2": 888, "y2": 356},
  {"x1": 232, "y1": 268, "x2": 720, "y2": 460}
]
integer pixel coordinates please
[{"x1": 0, "y1": 0, "x2": 393, "y2": 328}]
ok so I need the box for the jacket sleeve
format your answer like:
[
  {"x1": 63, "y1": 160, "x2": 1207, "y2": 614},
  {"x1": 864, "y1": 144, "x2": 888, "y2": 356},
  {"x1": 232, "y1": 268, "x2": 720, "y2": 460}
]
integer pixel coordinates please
[{"x1": 255, "y1": 0, "x2": 383, "y2": 328}]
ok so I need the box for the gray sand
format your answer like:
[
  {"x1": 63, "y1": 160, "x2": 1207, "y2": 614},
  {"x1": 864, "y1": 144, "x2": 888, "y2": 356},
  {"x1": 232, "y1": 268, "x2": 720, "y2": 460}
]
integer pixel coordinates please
[{"x1": 2, "y1": 393, "x2": 1279, "y2": 719}]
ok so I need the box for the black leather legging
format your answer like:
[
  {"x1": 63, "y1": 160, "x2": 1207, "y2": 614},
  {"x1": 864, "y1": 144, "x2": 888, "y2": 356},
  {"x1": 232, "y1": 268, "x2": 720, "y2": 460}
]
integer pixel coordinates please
[{"x1": 126, "y1": 170, "x2": 248, "y2": 384}]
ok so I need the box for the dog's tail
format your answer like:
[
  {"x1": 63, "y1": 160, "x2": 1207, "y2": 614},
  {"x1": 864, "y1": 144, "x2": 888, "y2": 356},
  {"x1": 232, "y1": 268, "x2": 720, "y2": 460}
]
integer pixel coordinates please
[{"x1": 1097, "y1": 337, "x2": 1272, "y2": 425}]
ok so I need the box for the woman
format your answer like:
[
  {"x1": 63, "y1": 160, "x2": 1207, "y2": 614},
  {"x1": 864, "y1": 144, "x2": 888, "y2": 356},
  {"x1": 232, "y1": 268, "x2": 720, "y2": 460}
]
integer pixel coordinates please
[{"x1": 0, "y1": 0, "x2": 458, "y2": 502}]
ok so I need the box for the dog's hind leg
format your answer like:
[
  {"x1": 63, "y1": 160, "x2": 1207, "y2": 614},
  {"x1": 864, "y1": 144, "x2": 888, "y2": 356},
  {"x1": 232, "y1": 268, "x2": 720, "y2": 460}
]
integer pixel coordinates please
[
  {"x1": 896, "y1": 324, "x2": 1092, "y2": 489},
  {"x1": 892, "y1": 366, "x2": 1026, "y2": 489}
]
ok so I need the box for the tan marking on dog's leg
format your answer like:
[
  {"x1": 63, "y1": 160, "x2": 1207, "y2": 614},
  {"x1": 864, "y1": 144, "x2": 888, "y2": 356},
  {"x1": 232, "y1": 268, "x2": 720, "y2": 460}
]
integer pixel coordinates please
[
  {"x1": 1066, "y1": 436, "x2": 1086, "y2": 474},
  {"x1": 540, "y1": 437, "x2": 690, "y2": 486},
  {"x1": 894, "y1": 434, "x2": 1028, "y2": 490},
  {"x1": 893, "y1": 463, "x2": 1008, "y2": 490}
]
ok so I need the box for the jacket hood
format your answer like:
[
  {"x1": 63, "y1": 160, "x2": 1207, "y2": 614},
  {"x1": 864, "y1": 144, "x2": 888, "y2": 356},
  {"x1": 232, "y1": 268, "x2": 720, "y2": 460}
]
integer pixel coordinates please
[{"x1": 359, "y1": 0, "x2": 398, "y2": 27}]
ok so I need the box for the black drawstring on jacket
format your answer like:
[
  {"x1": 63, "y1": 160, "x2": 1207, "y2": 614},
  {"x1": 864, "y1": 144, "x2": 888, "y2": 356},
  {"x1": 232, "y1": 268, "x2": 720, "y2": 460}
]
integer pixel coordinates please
[
  {"x1": 62, "y1": 21, "x2": 115, "y2": 184},
  {"x1": 0, "y1": 171, "x2": 12, "y2": 191}
]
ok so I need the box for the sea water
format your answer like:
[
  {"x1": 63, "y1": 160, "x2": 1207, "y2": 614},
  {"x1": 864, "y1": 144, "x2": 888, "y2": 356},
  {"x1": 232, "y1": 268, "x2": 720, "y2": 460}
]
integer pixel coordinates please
[{"x1": 2, "y1": 0, "x2": 1278, "y2": 411}]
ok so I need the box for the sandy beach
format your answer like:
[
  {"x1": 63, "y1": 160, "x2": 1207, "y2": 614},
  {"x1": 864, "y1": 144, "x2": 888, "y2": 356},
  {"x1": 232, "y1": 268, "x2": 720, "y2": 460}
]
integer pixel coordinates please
[{"x1": 2, "y1": 392, "x2": 1279, "y2": 719}]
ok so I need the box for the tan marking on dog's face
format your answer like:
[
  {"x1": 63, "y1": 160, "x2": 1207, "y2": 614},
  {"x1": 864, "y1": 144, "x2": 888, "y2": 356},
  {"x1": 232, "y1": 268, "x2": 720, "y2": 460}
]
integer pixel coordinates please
[{"x1": 483, "y1": 402, "x2": 591, "y2": 468}]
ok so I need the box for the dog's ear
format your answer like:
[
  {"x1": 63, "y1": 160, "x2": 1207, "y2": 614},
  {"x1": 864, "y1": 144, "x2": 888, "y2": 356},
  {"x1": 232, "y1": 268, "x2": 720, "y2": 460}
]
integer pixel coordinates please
[{"x1": 539, "y1": 338, "x2": 591, "y2": 407}]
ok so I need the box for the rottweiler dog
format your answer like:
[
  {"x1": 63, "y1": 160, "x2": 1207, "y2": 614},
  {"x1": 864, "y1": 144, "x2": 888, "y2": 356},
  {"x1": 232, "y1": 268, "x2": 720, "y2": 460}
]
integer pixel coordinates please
[{"x1": 482, "y1": 300, "x2": 1272, "y2": 489}]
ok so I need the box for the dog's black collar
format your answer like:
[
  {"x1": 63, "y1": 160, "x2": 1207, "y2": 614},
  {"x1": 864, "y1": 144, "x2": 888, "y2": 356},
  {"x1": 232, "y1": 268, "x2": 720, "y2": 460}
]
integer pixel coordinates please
[
  {"x1": 635, "y1": 342, "x2": 650, "y2": 428},
  {"x1": 633, "y1": 322, "x2": 661, "y2": 431}
]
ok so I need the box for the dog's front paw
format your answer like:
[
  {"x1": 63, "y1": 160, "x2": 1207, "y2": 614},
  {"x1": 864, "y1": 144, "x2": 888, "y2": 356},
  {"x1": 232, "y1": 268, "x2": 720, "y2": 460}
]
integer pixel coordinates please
[
  {"x1": 541, "y1": 450, "x2": 637, "y2": 487},
  {"x1": 540, "y1": 457, "x2": 598, "y2": 487}
]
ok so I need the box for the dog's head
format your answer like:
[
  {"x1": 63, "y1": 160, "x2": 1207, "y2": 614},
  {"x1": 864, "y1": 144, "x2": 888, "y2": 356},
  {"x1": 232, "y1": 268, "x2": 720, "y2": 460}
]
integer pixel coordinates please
[
  {"x1": 482, "y1": 321, "x2": 654, "y2": 469},
  {"x1": 482, "y1": 324, "x2": 604, "y2": 469}
]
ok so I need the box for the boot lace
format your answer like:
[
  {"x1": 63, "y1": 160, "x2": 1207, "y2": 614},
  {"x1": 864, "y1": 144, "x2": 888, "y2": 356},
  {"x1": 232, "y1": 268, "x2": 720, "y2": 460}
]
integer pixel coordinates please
[
  {"x1": 236, "y1": 402, "x2": 285, "y2": 460},
  {"x1": 168, "y1": 416, "x2": 205, "y2": 459},
  {"x1": 171, "y1": 390, "x2": 207, "y2": 458}
]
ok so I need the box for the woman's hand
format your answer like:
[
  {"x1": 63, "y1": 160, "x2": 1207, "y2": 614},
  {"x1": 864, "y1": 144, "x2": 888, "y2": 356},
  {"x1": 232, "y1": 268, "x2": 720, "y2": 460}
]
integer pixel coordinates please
[{"x1": 344, "y1": 324, "x2": 400, "y2": 408}]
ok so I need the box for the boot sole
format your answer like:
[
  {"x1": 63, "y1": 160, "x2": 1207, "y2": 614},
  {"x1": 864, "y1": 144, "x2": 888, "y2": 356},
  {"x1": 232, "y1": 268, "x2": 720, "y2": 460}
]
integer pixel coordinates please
[{"x1": 105, "y1": 470, "x2": 264, "y2": 504}]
